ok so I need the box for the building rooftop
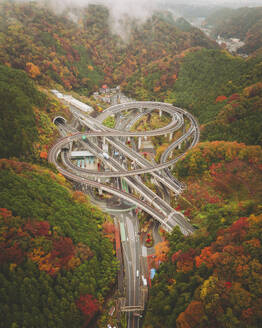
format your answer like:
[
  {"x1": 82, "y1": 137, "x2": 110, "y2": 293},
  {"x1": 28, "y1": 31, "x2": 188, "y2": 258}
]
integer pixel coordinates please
[
  {"x1": 63, "y1": 95, "x2": 93, "y2": 113},
  {"x1": 71, "y1": 151, "x2": 95, "y2": 158}
]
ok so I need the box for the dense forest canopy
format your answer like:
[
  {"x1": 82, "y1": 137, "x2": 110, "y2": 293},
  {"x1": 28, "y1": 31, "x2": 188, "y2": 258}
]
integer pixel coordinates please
[
  {"x1": 0, "y1": 1, "x2": 217, "y2": 95},
  {"x1": 144, "y1": 141, "x2": 262, "y2": 327},
  {"x1": 0, "y1": 160, "x2": 118, "y2": 327},
  {"x1": 0, "y1": 65, "x2": 41, "y2": 158}
]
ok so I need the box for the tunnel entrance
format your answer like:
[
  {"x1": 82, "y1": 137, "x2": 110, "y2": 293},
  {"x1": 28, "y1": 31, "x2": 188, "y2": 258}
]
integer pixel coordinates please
[{"x1": 53, "y1": 116, "x2": 66, "y2": 125}]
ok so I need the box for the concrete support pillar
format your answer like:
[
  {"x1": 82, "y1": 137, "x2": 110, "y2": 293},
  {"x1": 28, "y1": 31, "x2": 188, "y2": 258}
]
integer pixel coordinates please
[
  {"x1": 97, "y1": 178, "x2": 102, "y2": 195},
  {"x1": 178, "y1": 143, "x2": 182, "y2": 150},
  {"x1": 169, "y1": 133, "x2": 173, "y2": 142},
  {"x1": 140, "y1": 107, "x2": 143, "y2": 113},
  {"x1": 144, "y1": 136, "x2": 147, "y2": 141},
  {"x1": 102, "y1": 137, "x2": 106, "y2": 145},
  {"x1": 138, "y1": 137, "x2": 142, "y2": 149},
  {"x1": 165, "y1": 134, "x2": 167, "y2": 138},
  {"x1": 159, "y1": 109, "x2": 162, "y2": 118}
]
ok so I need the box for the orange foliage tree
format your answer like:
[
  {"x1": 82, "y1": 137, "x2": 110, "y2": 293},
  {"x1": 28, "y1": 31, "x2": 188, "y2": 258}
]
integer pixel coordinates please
[
  {"x1": 154, "y1": 241, "x2": 170, "y2": 263},
  {"x1": 26, "y1": 62, "x2": 41, "y2": 78}
]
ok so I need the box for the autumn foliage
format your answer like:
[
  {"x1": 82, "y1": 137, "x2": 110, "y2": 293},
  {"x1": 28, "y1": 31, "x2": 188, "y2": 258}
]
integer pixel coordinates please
[
  {"x1": 76, "y1": 294, "x2": 99, "y2": 326},
  {"x1": 0, "y1": 160, "x2": 118, "y2": 328},
  {"x1": 0, "y1": 210, "x2": 82, "y2": 275},
  {"x1": 26, "y1": 62, "x2": 41, "y2": 79},
  {"x1": 215, "y1": 95, "x2": 227, "y2": 103},
  {"x1": 154, "y1": 241, "x2": 170, "y2": 263},
  {"x1": 145, "y1": 214, "x2": 262, "y2": 328}
]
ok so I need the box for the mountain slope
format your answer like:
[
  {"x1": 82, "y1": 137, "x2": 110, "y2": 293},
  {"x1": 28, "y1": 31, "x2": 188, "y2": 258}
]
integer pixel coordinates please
[
  {"x1": 143, "y1": 142, "x2": 262, "y2": 328},
  {"x1": 0, "y1": 159, "x2": 118, "y2": 328},
  {"x1": 204, "y1": 7, "x2": 262, "y2": 54},
  {"x1": 0, "y1": 2, "x2": 217, "y2": 96}
]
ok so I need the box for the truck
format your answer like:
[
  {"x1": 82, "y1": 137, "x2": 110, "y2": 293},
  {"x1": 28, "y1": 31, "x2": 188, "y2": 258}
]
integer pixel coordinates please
[
  {"x1": 142, "y1": 275, "x2": 147, "y2": 286},
  {"x1": 102, "y1": 152, "x2": 109, "y2": 160}
]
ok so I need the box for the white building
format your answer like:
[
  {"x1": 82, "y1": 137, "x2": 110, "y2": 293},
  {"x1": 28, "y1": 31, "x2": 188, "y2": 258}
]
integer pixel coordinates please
[
  {"x1": 63, "y1": 95, "x2": 93, "y2": 113},
  {"x1": 51, "y1": 89, "x2": 63, "y2": 98},
  {"x1": 51, "y1": 90, "x2": 93, "y2": 113}
]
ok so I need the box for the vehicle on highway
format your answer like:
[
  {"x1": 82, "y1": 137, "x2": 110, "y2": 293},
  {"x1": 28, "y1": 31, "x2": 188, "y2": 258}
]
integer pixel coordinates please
[{"x1": 102, "y1": 152, "x2": 109, "y2": 160}]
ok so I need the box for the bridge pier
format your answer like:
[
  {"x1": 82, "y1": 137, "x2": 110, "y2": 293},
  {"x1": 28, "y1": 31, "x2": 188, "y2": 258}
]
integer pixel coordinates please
[
  {"x1": 159, "y1": 109, "x2": 162, "y2": 118},
  {"x1": 169, "y1": 132, "x2": 173, "y2": 142},
  {"x1": 138, "y1": 137, "x2": 142, "y2": 149},
  {"x1": 98, "y1": 178, "x2": 102, "y2": 195}
]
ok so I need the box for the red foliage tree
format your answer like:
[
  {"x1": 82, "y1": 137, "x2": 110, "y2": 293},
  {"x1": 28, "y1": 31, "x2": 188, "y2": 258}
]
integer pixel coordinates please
[
  {"x1": 76, "y1": 294, "x2": 99, "y2": 326},
  {"x1": 24, "y1": 220, "x2": 50, "y2": 236},
  {"x1": 52, "y1": 237, "x2": 74, "y2": 265},
  {"x1": 176, "y1": 301, "x2": 205, "y2": 328},
  {"x1": 172, "y1": 248, "x2": 196, "y2": 273},
  {"x1": 0, "y1": 208, "x2": 12, "y2": 219},
  {"x1": 35, "y1": 221, "x2": 50, "y2": 236},
  {"x1": 229, "y1": 217, "x2": 249, "y2": 241},
  {"x1": 215, "y1": 95, "x2": 227, "y2": 103},
  {"x1": 0, "y1": 242, "x2": 24, "y2": 265}
]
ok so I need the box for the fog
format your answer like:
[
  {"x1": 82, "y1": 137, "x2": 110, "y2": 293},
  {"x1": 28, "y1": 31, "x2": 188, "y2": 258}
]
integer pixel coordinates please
[
  {"x1": 14, "y1": 0, "x2": 262, "y2": 17},
  {"x1": 9, "y1": 0, "x2": 262, "y2": 38}
]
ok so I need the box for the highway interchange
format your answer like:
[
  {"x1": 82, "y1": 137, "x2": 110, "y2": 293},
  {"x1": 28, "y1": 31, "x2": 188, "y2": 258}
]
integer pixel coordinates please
[{"x1": 48, "y1": 100, "x2": 200, "y2": 327}]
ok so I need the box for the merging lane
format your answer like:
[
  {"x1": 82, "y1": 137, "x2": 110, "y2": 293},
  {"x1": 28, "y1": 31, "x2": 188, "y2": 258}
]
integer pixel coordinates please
[{"x1": 49, "y1": 101, "x2": 199, "y2": 235}]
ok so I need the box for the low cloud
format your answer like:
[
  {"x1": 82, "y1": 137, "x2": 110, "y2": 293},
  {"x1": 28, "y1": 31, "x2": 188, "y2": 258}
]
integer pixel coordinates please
[{"x1": 14, "y1": 0, "x2": 161, "y2": 39}]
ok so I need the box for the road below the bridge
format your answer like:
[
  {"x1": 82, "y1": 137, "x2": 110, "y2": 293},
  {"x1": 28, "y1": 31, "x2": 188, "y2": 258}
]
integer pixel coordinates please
[{"x1": 49, "y1": 100, "x2": 200, "y2": 327}]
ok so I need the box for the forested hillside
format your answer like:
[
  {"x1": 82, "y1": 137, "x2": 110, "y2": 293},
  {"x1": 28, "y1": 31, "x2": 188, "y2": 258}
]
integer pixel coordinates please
[
  {"x1": 0, "y1": 64, "x2": 42, "y2": 158},
  {"x1": 144, "y1": 213, "x2": 262, "y2": 328},
  {"x1": 0, "y1": 159, "x2": 118, "y2": 328},
  {"x1": 201, "y1": 82, "x2": 262, "y2": 145},
  {"x1": 0, "y1": 2, "x2": 217, "y2": 96},
  {"x1": 204, "y1": 7, "x2": 262, "y2": 54},
  {"x1": 0, "y1": 64, "x2": 69, "y2": 160},
  {"x1": 170, "y1": 49, "x2": 262, "y2": 124},
  {"x1": 144, "y1": 142, "x2": 262, "y2": 327}
]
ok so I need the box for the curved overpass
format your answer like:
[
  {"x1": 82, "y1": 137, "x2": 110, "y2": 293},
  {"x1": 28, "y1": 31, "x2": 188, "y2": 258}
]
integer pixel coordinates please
[{"x1": 48, "y1": 101, "x2": 199, "y2": 235}]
